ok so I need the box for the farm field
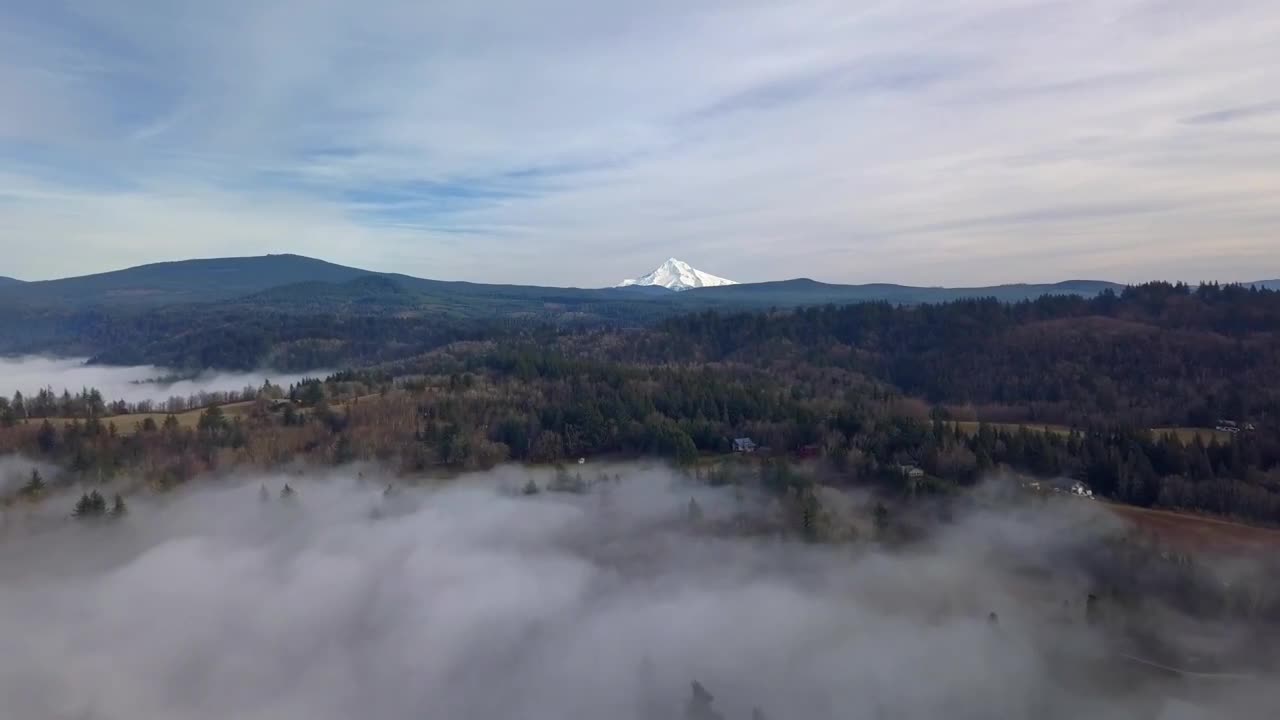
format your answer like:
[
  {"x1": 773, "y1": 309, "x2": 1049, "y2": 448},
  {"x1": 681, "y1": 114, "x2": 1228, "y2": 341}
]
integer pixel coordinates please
[
  {"x1": 32, "y1": 401, "x2": 257, "y2": 435},
  {"x1": 1106, "y1": 502, "x2": 1280, "y2": 552},
  {"x1": 950, "y1": 421, "x2": 1234, "y2": 444}
]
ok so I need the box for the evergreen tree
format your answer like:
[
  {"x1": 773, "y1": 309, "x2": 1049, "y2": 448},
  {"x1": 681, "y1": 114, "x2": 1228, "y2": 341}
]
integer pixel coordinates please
[
  {"x1": 110, "y1": 494, "x2": 128, "y2": 517},
  {"x1": 873, "y1": 502, "x2": 891, "y2": 539},
  {"x1": 36, "y1": 419, "x2": 58, "y2": 454},
  {"x1": 73, "y1": 490, "x2": 108, "y2": 518},
  {"x1": 198, "y1": 405, "x2": 227, "y2": 436},
  {"x1": 685, "y1": 681, "x2": 725, "y2": 720},
  {"x1": 797, "y1": 487, "x2": 822, "y2": 542},
  {"x1": 333, "y1": 435, "x2": 356, "y2": 464},
  {"x1": 19, "y1": 468, "x2": 45, "y2": 498}
]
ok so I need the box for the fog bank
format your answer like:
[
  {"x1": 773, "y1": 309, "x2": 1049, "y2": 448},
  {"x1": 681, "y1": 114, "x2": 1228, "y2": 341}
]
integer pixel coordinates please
[
  {"x1": 0, "y1": 355, "x2": 326, "y2": 406},
  {"x1": 0, "y1": 464, "x2": 1272, "y2": 719}
]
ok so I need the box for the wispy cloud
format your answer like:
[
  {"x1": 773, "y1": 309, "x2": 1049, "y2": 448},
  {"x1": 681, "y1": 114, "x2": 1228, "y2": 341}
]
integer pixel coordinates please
[
  {"x1": 1, "y1": 0, "x2": 1278, "y2": 286},
  {"x1": 1181, "y1": 101, "x2": 1280, "y2": 125}
]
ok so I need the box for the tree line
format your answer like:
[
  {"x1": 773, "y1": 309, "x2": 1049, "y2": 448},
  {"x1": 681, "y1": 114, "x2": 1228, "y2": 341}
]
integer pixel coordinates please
[{"x1": 4, "y1": 337, "x2": 1280, "y2": 523}]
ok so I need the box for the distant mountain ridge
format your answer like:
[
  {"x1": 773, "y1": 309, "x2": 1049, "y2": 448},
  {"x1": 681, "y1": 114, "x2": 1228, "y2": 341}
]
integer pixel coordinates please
[
  {"x1": 0, "y1": 276, "x2": 23, "y2": 287},
  {"x1": 670, "y1": 277, "x2": 1126, "y2": 307},
  {"x1": 3, "y1": 253, "x2": 1270, "y2": 315},
  {"x1": 0, "y1": 254, "x2": 371, "y2": 306}
]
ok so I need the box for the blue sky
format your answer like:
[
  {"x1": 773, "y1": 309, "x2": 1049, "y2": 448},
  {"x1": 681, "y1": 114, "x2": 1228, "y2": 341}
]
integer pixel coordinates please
[{"x1": 1, "y1": 0, "x2": 1278, "y2": 286}]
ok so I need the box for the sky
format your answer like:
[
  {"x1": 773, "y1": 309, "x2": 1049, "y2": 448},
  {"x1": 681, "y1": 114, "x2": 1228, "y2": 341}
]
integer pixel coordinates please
[{"x1": 1, "y1": 0, "x2": 1278, "y2": 287}]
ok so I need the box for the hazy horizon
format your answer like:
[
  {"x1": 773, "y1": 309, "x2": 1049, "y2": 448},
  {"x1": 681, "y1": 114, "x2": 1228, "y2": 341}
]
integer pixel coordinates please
[{"x1": 3, "y1": 251, "x2": 1277, "y2": 289}]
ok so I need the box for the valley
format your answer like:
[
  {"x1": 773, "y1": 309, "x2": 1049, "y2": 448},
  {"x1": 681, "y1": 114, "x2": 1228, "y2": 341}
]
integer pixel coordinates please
[{"x1": 2, "y1": 255, "x2": 1278, "y2": 720}]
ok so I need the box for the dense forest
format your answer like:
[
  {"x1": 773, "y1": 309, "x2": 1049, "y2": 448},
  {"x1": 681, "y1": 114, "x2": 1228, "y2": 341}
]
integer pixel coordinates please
[
  {"x1": 2, "y1": 281, "x2": 1278, "y2": 523},
  {"x1": 649, "y1": 282, "x2": 1280, "y2": 429}
]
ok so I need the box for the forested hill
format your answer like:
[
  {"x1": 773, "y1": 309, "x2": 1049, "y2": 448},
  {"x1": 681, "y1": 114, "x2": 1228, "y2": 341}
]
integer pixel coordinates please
[
  {"x1": 0, "y1": 276, "x2": 22, "y2": 287},
  {"x1": 664, "y1": 278, "x2": 1123, "y2": 307},
  {"x1": 0, "y1": 254, "x2": 372, "y2": 306},
  {"x1": 646, "y1": 281, "x2": 1280, "y2": 429}
]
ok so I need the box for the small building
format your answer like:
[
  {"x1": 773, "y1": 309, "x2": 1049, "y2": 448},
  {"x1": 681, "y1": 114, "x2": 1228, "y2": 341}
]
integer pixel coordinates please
[
  {"x1": 897, "y1": 465, "x2": 925, "y2": 479},
  {"x1": 1070, "y1": 481, "x2": 1095, "y2": 499},
  {"x1": 732, "y1": 437, "x2": 757, "y2": 453}
]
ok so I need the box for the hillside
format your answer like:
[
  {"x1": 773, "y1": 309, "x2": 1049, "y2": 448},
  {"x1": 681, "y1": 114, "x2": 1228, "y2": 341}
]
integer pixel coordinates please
[
  {"x1": 667, "y1": 278, "x2": 1124, "y2": 307},
  {"x1": 0, "y1": 254, "x2": 373, "y2": 307},
  {"x1": 0, "y1": 276, "x2": 23, "y2": 287}
]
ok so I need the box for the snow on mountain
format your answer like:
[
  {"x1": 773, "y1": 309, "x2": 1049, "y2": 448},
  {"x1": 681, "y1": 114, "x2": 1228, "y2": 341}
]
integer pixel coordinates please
[{"x1": 616, "y1": 258, "x2": 739, "y2": 292}]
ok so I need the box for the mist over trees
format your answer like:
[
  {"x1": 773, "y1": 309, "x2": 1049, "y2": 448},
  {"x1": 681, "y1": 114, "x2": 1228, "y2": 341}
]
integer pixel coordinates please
[{"x1": 1, "y1": 467, "x2": 1277, "y2": 719}]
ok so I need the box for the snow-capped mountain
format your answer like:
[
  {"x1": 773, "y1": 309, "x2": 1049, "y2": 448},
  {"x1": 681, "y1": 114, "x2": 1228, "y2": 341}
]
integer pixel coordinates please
[{"x1": 616, "y1": 258, "x2": 739, "y2": 292}]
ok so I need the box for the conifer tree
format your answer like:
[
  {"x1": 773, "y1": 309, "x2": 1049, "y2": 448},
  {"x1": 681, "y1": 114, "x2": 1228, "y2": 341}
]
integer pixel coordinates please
[
  {"x1": 73, "y1": 490, "x2": 107, "y2": 518},
  {"x1": 19, "y1": 468, "x2": 45, "y2": 498}
]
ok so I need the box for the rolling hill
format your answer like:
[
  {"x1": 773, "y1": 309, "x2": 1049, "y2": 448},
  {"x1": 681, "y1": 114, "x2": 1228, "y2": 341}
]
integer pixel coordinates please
[
  {"x1": 664, "y1": 278, "x2": 1124, "y2": 308},
  {"x1": 0, "y1": 276, "x2": 23, "y2": 287},
  {"x1": 0, "y1": 254, "x2": 372, "y2": 307}
]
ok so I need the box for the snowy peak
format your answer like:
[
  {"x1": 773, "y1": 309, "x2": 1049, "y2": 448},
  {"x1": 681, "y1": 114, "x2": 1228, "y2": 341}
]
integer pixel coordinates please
[{"x1": 616, "y1": 258, "x2": 739, "y2": 292}]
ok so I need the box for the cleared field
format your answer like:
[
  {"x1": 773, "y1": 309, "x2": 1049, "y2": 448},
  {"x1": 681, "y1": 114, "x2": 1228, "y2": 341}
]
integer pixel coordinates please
[
  {"x1": 35, "y1": 401, "x2": 256, "y2": 435},
  {"x1": 951, "y1": 421, "x2": 1234, "y2": 443},
  {"x1": 1107, "y1": 503, "x2": 1280, "y2": 552},
  {"x1": 1149, "y1": 427, "x2": 1236, "y2": 444},
  {"x1": 951, "y1": 421, "x2": 1073, "y2": 437}
]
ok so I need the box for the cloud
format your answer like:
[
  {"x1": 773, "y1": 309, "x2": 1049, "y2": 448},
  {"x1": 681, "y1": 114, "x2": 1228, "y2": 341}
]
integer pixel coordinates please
[
  {"x1": 1181, "y1": 101, "x2": 1280, "y2": 126},
  {"x1": 0, "y1": 355, "x2": 326, "y2": 406},
  {"x1": 0, "y1": 464, "x2": 1274, "y2": 719},
  {"x1": 1, "y1": 0, "x2": 1278, "y2": 286}
]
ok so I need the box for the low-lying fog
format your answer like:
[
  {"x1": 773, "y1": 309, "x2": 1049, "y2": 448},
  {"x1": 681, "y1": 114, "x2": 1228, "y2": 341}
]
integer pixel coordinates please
[
  {"x1": 0, "y1": 355, "x2": 326, "y2": 406},
  {"x1": 0, "y1": 463, "x2": 1273, "y2": 720}
]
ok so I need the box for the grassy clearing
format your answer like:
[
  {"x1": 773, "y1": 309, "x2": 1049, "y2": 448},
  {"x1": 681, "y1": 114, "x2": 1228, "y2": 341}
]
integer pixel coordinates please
[
  {"x1": 950, "y1": 421, "x2": 1073, "y2": 437},
  {"x1": 1106, "y1": 503, "x2": 1280, "y2": 552},
  {"x1": 950, "y1": 421, "x2": 1235, "y2": 444},
  {"x1": 34, "y1": 401, "x2": 256, "y2": 435},
  {"x1": 1149, "y1": 427, "x2": 1236, "y2": 444}
]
